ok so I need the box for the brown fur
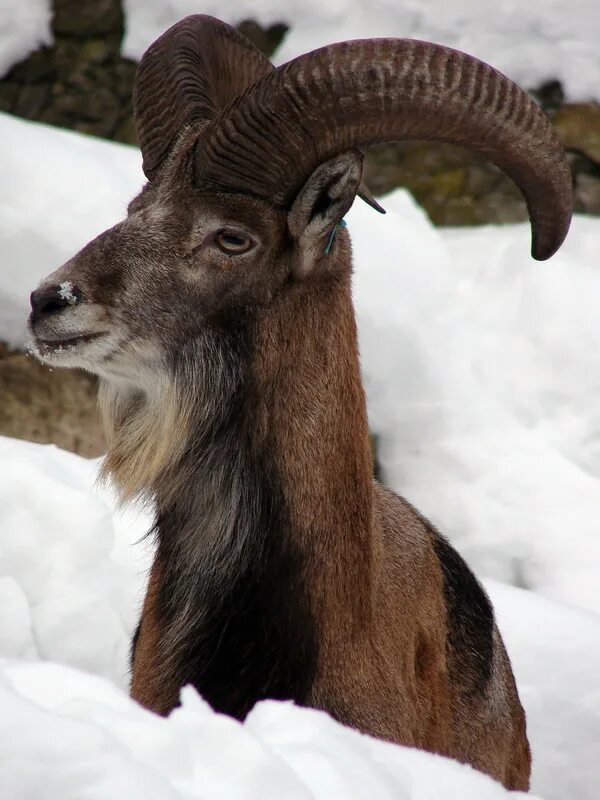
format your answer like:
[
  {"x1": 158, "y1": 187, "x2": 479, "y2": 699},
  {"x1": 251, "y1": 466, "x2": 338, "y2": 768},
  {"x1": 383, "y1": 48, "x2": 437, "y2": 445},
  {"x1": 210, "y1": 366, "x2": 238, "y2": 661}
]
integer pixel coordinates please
[
  {"x1": 129, "y1": 556, "x2": 175, "y2": 714},
  {"x1": 243, "y1": 263, "x2": 529, "y2": 788},
  {"x1": 29, "y1": 135, "x2": 531, "y2": 791}
]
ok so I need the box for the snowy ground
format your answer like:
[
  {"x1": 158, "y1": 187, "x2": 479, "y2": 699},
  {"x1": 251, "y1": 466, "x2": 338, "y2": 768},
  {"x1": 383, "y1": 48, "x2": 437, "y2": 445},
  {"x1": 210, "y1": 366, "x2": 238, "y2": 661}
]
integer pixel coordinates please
[{"x1": 1, "y1": 108, "x2": 600, "y2": 795}]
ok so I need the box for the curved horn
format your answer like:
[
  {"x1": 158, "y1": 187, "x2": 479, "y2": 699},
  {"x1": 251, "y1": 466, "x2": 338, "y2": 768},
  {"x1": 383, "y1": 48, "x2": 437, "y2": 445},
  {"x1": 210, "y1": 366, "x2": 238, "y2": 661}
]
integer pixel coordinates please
[
  {"x1": 196, "y1": 39, "x2": 572, "y2": 260},
  {"x1": 134, "y1": 15, "x2": 275, "y2": 179}
]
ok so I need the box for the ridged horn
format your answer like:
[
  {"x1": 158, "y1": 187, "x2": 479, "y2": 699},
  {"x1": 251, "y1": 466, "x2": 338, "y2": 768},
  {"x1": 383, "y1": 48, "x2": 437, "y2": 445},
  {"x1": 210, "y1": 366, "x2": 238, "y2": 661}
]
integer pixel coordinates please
[
  {"x1": 196, "y1": 39, "x2": 573, "y2": 260},
  {"x1": 134, "y1": 15, "x2": 274, "y2": 179}
]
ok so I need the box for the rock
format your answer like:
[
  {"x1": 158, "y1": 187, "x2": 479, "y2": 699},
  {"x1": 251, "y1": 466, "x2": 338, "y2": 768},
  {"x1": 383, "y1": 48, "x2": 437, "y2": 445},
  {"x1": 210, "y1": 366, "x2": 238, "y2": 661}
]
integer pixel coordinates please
[
  {"x1": 14, "y1": 84, "x2": 51, "y2": 118},
  {"x1": 113, "y1": 113, "x2": 137, "y2": 146},
  {"x1": 52, "y1": 0, "x2": 123, "y2": 38},
  {"x1": 553, "y1": 103, "x2": 600, "y2": 164},
  {"x1": 530, "y1": 79, "x2": 565, "y2": 112},
  {"x1": 0, "y1": 346, "x2": 104, "y2": 458},
  {"x1": 0, "y1": 0, "x2": 132, "y2": 141},
  {"x1": 237, "y1": 20, "x2": 289, "y2": 58},
  {"x1": 7, "y1": 48, "x2": 56, "y2": 82},
  {"x1": 575, "y1": 173, "x2": 600, "y2": 215},
  {"x1": 363, "y1": 142, "x2": 527, "y2": 226}
]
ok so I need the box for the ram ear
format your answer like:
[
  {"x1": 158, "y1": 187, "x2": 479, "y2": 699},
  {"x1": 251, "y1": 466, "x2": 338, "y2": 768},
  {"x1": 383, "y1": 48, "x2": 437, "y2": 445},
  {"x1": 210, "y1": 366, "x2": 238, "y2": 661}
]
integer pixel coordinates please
[{"x1": 287, "y1": 150, "x2": 363, "y2": 279}]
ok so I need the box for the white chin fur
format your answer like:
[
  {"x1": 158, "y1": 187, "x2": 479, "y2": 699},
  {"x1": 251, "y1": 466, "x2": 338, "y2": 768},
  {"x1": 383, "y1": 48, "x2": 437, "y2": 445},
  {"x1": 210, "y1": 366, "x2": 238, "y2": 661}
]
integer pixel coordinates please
[{"x1": 28, "y1": 332, "x2": 117, "y2": 370}]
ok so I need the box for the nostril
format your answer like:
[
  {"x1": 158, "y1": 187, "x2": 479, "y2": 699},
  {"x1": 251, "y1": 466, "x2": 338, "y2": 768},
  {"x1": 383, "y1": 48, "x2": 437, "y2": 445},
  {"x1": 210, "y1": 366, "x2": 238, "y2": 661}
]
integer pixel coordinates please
[{"x1": 30, "y1": 284, "x2": 81, "y2": 319}]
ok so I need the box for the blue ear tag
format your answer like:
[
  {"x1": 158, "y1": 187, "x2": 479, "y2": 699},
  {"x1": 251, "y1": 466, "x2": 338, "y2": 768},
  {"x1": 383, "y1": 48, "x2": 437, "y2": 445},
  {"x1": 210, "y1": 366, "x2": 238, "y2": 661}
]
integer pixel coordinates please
[{"x1": 324, "y1": 219, "x2": 347, "y2": 255}]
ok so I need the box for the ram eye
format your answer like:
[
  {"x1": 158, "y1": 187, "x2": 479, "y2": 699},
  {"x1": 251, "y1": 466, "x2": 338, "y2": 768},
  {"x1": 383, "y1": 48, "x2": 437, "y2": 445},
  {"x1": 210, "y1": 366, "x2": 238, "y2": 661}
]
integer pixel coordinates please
[{"x1": 215, "y1": 230, "x2": 253, "y2": 254}]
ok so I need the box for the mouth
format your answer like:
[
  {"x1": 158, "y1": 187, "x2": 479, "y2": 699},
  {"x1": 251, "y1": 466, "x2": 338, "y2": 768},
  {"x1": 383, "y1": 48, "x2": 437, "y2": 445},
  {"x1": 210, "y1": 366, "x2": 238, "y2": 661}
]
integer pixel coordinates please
[{"x1": 32, "y1": 331, "x2": 107, "y2": 356}]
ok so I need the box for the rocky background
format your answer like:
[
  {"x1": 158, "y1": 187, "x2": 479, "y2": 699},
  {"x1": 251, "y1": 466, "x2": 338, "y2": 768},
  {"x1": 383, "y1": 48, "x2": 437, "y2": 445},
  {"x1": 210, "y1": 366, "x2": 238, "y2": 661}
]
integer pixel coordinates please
[{"x1": 1, "y1": 0, "x2": 599, "y2": 456}]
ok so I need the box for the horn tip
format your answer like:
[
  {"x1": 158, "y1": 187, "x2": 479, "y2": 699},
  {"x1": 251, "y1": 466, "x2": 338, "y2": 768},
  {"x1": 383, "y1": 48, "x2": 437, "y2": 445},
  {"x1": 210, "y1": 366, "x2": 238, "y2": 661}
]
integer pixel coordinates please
[{"x1": 531, "y1": 216, "x2": 572, "y2": 261}]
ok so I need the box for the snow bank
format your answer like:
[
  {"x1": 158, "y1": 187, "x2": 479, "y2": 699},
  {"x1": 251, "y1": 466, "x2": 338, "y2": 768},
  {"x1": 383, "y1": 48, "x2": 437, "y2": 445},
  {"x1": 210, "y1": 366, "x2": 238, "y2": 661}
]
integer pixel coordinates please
[
  {"x1": 491, "y1": 580, "x2": 600, "y2": 799},
  {"x1": 0, "y1": 436, "x2": 149, "y2": 687},
  {"x1": 350, "y1": 193, "x2": 600, "y2": 614},
  {"x1": 2, "y1": 111, "x2": 600, "y2": 616},
  {"x1": 0, "y1": 663, "x2": 534, "y2": 800},
  {"x1": 0, "y1": 0, "x2": 51, "y2": 77},
  {"x1": 123, "y1": 0, "x2": 600, "y2": 102},
  {"x1": 1, "y1": 434, "x2": 599, "y2": 799}
]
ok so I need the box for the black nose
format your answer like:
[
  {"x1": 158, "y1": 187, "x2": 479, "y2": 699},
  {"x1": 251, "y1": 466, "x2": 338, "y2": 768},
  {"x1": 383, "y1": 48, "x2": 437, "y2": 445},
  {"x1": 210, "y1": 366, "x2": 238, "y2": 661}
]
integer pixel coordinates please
[{"x1": 30, "y1": 284, "x2": 80, "y2": 322}]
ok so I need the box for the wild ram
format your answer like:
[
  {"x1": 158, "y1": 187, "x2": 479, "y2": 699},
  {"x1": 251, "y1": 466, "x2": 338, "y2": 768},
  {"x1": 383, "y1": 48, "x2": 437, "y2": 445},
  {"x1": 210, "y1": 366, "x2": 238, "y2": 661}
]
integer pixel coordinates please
[{"x1": 28, "y1": 15, "x2": 573, "y2": 790}]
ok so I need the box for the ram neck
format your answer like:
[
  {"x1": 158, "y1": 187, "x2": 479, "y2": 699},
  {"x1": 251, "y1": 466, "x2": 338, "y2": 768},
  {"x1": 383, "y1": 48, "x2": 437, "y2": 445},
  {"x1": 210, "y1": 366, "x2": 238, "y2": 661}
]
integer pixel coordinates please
[
  {"x1": 139, "y1": 268, "x2": 376, "y2": 715},
  {"x1": 151, "y1": 269, "x2": 375, "y2": 626},
  {"x1": 249, "y1": 270, "x2": 376, "y2": 628}
]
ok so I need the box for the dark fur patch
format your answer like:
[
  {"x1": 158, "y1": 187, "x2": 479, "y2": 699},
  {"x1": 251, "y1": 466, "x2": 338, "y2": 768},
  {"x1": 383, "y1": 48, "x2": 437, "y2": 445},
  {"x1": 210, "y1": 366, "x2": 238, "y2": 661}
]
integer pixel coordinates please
[
  {"x1": 309, "y1": 180, "x2": 338, "y2": 221},
  {"x1": 130, "y1": 620, "x2": 141, "y2": 672},
  {"x1": 133, "y1": 315, "x2": 318, "y2": 719},
  {"x1": 156, "y1": 451, "x2": 318, "y2": 719},
  {"x1": 431, "y1": 531, "x2": 494, "y2": 695}
]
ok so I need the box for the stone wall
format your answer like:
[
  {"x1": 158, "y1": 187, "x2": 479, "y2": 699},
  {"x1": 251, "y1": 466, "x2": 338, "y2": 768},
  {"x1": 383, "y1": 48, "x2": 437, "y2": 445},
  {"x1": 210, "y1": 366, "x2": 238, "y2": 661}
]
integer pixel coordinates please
[
  {"x1": 0, "y1": 0, "x2": 136, "y2": 142},
  {"x1": 0, "y1": 343, "x2": 104, "y2": 456},
  {"x1": 0, "y1": 0, "x2": 287, "y2": 143}
]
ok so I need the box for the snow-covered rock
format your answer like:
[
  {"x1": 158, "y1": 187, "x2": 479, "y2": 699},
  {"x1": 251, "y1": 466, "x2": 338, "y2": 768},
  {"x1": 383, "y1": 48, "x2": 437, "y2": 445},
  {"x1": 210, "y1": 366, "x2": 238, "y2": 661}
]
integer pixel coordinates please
[{"x1": 123, "y1": 0, "x2": 600, "y2": 102}]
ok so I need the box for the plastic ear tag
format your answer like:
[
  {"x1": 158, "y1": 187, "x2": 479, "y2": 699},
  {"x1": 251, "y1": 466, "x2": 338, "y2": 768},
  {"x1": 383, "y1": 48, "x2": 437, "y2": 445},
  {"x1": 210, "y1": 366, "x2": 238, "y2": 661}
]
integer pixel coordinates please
[{"x1": 324, "y1": 219, "x2": 347, "y2": 255}]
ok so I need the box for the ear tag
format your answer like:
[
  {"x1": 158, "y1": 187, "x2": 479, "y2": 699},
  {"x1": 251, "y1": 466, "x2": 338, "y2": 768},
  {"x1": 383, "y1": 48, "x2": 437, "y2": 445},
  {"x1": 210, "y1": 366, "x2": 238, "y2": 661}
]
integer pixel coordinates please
[{"x1": 324, "y1": 219, "x2": 347, "y2": 255}]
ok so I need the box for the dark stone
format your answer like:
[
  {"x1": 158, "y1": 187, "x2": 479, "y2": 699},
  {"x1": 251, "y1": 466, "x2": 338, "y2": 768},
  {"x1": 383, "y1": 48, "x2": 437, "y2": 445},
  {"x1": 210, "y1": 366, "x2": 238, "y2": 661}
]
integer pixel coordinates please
[
  {"x1": 114, "y1": 114, "x2": 137, "y2": 146},
  {"x1": 0, "y1": 0, "x2": 135, "y2": 141},
  {"x1": 6, "y1": 48, "x2": 56, "y2": 82},
  {"x1": 364, "y1": 141, "x2": 528, "y2": 226},
  {"x1": 14, "y1": 84, "x2": 51, "y2": 118},
  {"x1": 237, "y1": 19, "x2": 289, "y2": 58},
  {"x1": 553, "y1": 103, "x2": 600, "y2": 163},
  {"x1": 530, "y1": 79, "x2": 565, "y2": 112},
  {"x1": 0, "y1": 81, "x2": 19, "y2": 111},
  {"x1": 0, "y1": 348, "x2": 104, "y2": 458},
  {"x1": 52, "y1": 0, "x2": 123, "y2": 37},
  {"x1": 575, "y1": 173, "x2": 600, "y2": 215}
]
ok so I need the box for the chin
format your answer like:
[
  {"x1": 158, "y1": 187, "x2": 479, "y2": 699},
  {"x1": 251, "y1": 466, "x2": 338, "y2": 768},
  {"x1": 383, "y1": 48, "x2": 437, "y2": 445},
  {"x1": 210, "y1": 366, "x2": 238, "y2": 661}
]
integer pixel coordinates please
[{"x1": 28, "y1": 331, "x2": 119, "y2": 371}]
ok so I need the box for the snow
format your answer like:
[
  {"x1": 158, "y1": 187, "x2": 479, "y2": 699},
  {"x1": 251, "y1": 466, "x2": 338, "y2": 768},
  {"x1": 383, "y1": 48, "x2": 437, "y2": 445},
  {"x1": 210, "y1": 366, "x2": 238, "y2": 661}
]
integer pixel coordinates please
[
  {"x1": 1, "y1": 111, "x2": 600, "y2": 799},
  {"x1": 490, "y1": 580, "x2": 600, "y2": 798},
  {"x1": 350, "y1": 193, "x2": 600, "y2": 614},
  {"x1": 1, "y1": 434, "x2": 599, "y2": 799},
  {"x1": 57, "y1": 280, "x2": 77, "y2": 304},
  {"x1": 0, "y1": 0, "x2": 52, "y2": 77},
  {"x1": 0, "y1": 663, "x2": 535, "y2": 800},
  {"x1": 123, "y1": 0, "x2": 600, "y2": 102},
  {"x1": 0, "y1": 113, "x2": 142, "y2": 348},
  {"x1": 0, "y1": 436, "x2": 149, "y2": 687}
]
